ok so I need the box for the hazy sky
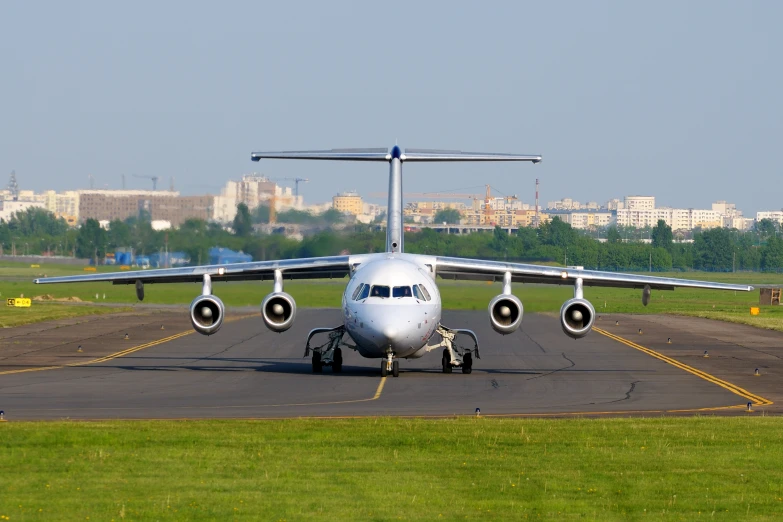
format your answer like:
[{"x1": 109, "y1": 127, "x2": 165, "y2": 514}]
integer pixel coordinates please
[{"x1": 1, "y1": 1, "x2": 780, "y2": 214}]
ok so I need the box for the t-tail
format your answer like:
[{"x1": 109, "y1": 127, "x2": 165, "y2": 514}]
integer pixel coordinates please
[{"x1": 251, "y1": 146, "x2": 542, "y2": 254}]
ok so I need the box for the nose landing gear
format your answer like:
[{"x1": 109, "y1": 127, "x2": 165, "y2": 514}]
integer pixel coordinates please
[{"x1": 381, "y1": 353, "x2": 399, "y2": 377}]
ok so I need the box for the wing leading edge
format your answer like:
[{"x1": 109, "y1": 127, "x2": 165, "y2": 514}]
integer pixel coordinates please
[
  {"x1": 34, "y1": 255, "x2": 360, "y2": 285},
  {"x1": 434, "y1": 256, "x2": 754, "y2": 292}
]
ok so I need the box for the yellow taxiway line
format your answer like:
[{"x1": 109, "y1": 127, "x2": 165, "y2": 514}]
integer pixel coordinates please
[
  {"x1": 594, "y1": 327, "x2": 773, "y2": 406},
  {"x1": 0, "y1": 330, "x2": 195, "y2": 376}
]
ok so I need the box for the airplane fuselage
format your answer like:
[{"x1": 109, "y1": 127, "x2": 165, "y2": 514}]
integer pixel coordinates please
[{"x1": 341, "y1": 255, "x2": 441, "y2": 358}]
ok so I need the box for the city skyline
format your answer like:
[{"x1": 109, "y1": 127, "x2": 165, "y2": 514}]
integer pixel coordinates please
[{"x1": 1, "y1": 2, "x2": 781, "y2": 216}]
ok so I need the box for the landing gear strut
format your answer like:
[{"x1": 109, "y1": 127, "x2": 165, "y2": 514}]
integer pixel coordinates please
[
  {"x1": 426, "y1": 325, "x2": 479, "y2": 374},
  {"x1": 305, "y1": 326, "x2": 352, "y2": 374},
  {"x1": 381, "y1": 353, "x2": 399, "y2": 378}
]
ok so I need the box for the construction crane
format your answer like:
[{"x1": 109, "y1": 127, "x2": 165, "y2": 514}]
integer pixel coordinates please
[
  {"x1": 133, "y1": 174, "x2": 159, "y2": 190},
  {"x1": 274, "y1": 177, "x2": 309, "y2": 197}
]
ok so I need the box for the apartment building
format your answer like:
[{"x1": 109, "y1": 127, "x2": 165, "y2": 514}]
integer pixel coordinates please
[{"x1": 332, "y1": 191, "x2": 363, "y2": 215}]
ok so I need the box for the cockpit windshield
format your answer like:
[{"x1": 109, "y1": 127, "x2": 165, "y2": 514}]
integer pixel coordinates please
[
  {"x1": 369, "y1": 285, "x2": 390, "y2": 298},
  {"x1": 392, "y1": 286, "x2": 412, "y2": 298}
]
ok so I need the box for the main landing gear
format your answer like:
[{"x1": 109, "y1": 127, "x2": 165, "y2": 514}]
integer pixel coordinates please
[
  {"x1": 305, "y1": 326, "x2": 350, "y2": 374},
  {"x1": 433, "y1": 325, "x2": 479, "y2": 374}
]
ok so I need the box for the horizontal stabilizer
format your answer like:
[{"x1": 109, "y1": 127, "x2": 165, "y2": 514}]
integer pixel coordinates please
[
  {"x1": 401, "y1": 149, "x2": 542, "y2": 163},
  {"x1": 251, "y1": 148, "x2": 391, "y2": 162}
]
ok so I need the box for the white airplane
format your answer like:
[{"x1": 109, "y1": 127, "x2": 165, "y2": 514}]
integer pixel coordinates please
[{"x1": 35, "y1": 146, "x2": 753, "y2": 377}]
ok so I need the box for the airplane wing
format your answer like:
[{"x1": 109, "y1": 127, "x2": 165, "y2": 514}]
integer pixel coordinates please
[
  {"x1": 34, "y1": 255, "x2": 357, "y2": 285},
  {"x1": 433, "y1": 256, "x2": 753, "y2": 292}
]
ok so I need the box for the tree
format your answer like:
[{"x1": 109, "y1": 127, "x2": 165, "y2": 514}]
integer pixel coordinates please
[
  {"x1": 761, "y1": 237, "x2": 783, "y2": 272},
  {"x1": 693, "y1": 228, "x2": 733, "y2": 271},
  {"x1": 433, "y1": 208, "x2": 462, "y2": 225},
  {"x1": 606, "y1": 226, "x2": 622, "y2": 244},
  {"x1": 651, "y1": 219, "x2": 673, "y2": 250},
  {"x1": 322, "y1": 208, "x2": 344, "y2": 225},
  {"x1": 756, "y1": 218, "x2": 778, "y2": 240},
  {"x1": 76, "y1": 219, "x2": 107, "y2": 261},
  {"x1": 251, "y1": 205, "x2": 270, "y2": 224},
  {"x1": 233, "y1": 203, "x2": 253, "y2": 237}
]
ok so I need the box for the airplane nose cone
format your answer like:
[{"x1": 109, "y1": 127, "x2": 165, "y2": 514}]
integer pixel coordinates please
[{"x1": 383, "y1": 326, "x2": 398, "y2": 341}]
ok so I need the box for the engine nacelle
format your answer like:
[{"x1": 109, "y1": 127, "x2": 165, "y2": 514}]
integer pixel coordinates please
[
  {"x1": 559, "y1": 298, "x2": 596, "y2": 339},
  {"x1": 488, "y1": 294, "x2": 523, "y2": 335},
  {"x1": 262, "y1": 292, "x2": 297, "y2": 332},
  {"x1": 190, "y1": 294, "x2": 225, "y2": 336}
]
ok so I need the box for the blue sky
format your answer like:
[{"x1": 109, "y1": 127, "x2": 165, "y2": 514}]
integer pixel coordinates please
[{"x1": 1, "y1": 1, "x2": 780, "y2": 214}]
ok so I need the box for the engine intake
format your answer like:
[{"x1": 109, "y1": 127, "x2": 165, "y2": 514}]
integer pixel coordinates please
[
  {"x1": 559, "y1": 298, "x2": 595, "y2": 339},
  {"x1": 262, "y1": 292, "x2": 297, "y2": 332},
  {"x1": 190, "y1": 294, "x2": 225, "y2": 336},
  {"x1": 488, "y1": 294, "x2": 523, "y2": 335}
]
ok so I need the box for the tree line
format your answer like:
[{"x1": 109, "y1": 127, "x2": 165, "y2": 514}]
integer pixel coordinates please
[{"x1": 2, "y1": 206, "x2": 782, "y2": 272}]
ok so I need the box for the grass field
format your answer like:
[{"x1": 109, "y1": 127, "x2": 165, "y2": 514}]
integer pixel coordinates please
[
  {"x1": 2, "y1": 260, "x2": 783, "y2": 330},
  {"x1": 0, "y1": 303, "x2": 132, "y2": 328},
  {"x1": 1, "y1": 417, "x2": 782, "y2": 520}
]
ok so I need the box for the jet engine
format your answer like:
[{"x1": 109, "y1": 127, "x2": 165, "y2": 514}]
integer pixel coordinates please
[
  {"x1": 262, "y1": 292, "x2": 297, "y2": 332},
  {"x1": 488, "y1": 294, "x2": 523, "y2": 335},
  {"x1": 559, "y1": 298, "x2": 596, "y2": 339},
  {"x1": 190, "y1": 294, "x2": 225, "y2": 335}
]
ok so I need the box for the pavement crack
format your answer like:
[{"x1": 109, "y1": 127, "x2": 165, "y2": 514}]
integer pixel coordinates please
[
  {"x1": 519, "y1": 329, "x2": 547, "y2": 353},
  {"x1": 607, "y1": 381, "x2": 639, "y2": 404},
  {"x1": 526, "y1": 352, "x2": 576, "y2": 381}
]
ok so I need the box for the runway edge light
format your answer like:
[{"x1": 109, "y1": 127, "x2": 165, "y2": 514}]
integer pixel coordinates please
[
  {"x1": 747, "y1": 402, "x2": 753, "y2": 412},
  {"x1": 0, "y1": 411, "x2": 5, "y2": 422},
  {"x1": 475, "y1": 408, "x2": 481, "y2": 417}
]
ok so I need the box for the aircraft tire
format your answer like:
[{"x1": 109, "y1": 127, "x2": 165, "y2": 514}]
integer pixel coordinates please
[
  {"x1": 333, "y1": 348, "x2": 343, "y2": 373},
  {"x1": 442, "y1": 350, "x2": 452, "y2": 374},
  {"x1": 380, "y1": 360, "x2": 388, "y2": 377},
  {"x1": 462, "y1": 353, "x2": 473, "y2": 374},
  {"x1": 392, "y1": 360, "x2": 399, "y2": 378},
  {"x1": 312, "y1": 352, "x2": 322, "y2": 373}
]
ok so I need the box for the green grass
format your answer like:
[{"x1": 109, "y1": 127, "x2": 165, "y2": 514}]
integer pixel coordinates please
[
  {"x1": 0, "y1": 303, "x2": 132, "y2": 328},
  {"x1": 2, "y1": 417, "x2": 783, "y2": 520}
]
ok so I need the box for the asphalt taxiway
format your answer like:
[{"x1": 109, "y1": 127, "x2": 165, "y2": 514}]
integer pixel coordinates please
[{"x1": 0, "y1": 309, "x2": 778, "y2": 419}]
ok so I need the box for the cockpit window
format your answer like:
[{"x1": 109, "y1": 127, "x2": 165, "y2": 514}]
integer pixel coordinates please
[
  {"x1": 412, "y1": 285, "x2": 425, "y2": 301},
  {"x1": 351, "y1": 284, "x2": 365, "y2": 300},
  {"x1": 393, "y1": 286, "x2": 412, "y2": 298},
  {"x1": 418, "y1": 284, "x2": 432, "y2": 301},
  {"x1": 370, "y1": 285, "x2": 390, "y2": 298},
  {"x1": 357, "y1": 284, "x2": 370, "y2": 300}
]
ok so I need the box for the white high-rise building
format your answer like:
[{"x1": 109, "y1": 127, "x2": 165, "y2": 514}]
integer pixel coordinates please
[
  {"x1": 623, "y1": 196, "x2": 655, "y2": 211},
  {"x1": 212, "y1": 174, "x2": 303, "y2": 222}
]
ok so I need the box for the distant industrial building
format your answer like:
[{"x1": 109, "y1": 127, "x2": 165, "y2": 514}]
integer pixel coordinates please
[{"x1": 78, "y1": 190, "x2": 213, "y2": 227}]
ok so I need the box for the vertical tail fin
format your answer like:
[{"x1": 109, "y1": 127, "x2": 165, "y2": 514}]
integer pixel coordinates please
[{"x1": 250, "y1": 147, "x2": 541, "y2": 255}]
